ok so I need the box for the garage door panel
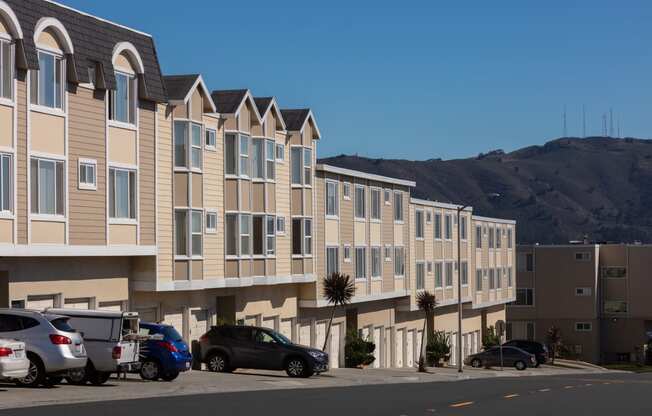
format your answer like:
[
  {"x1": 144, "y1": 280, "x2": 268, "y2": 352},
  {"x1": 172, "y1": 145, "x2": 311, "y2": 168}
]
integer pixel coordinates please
[{"x1": 330, "y1": 324, "x2": 340, "y2": 369}]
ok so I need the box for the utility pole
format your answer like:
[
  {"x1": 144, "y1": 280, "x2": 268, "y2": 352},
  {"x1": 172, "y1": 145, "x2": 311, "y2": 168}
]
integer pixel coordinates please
[
  {"x1": 582, "y1": 104, "x2": 586, "y2": 138},
  {"x1": 609, "y1": 108, "x2": 614, "y2": 137},
  {"x1": 456, "y1": 205, "x2": 469, "y2": 374},
  {"x1": 562, "y1": 105, "x2": 567, "y2": 137}
]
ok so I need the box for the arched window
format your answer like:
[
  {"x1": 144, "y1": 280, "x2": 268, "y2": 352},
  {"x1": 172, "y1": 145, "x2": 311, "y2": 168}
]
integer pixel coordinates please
[
  {"x1": 109, "y1": 42, "x2": 144, "y2": 125},
  {"x1": 0, "y1": 1, "x2": 21, "y2": 101}
]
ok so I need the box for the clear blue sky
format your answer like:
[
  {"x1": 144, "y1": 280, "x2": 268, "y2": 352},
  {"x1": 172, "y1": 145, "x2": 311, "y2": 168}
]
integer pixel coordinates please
[{"x1": 61, "y1": 0, "x2": 652, "y2": 160}]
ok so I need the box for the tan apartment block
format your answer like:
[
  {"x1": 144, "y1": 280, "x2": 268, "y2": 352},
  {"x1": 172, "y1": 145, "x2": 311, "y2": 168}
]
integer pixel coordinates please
[
  {"x1": 507, "y1": 244, "x2": 652, "y2": 364},
  {"x1": 0, "y1": 0, "x2": 163, "y2": 310}
]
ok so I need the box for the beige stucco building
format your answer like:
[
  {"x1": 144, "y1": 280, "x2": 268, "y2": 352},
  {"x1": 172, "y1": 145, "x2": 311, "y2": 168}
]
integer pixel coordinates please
[
  {"x1": 0, "y1": 0, "x2": 517, "y2": 369},
  {"x1": 507, "y1": 244, "x2": 652, "y2": 364}
]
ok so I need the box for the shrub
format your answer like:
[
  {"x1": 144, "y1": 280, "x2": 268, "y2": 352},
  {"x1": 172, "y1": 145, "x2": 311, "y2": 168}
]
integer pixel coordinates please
[
  {"x1": 344, "y1": 329, "x2": 376, "y2": 368},
  {"x1": 426, "y1": 331, "x2": 451, "y2": 367},
  {"x1": 483, "y1": 326, "x2": 500, "y2": 349}
]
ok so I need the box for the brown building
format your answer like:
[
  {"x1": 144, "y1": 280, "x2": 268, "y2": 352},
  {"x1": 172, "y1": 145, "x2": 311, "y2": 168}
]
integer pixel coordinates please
[{"x1": 507, "y1": 244, "x2": 652, "y2": 364}]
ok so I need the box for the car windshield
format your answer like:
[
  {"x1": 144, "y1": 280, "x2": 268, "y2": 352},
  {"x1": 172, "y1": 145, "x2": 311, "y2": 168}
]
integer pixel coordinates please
[
  {"x1": 270, "y1": 330, "x2": 292, "y2": 345},
  {"x1": 50, "y1": 317, "x2": 75, "y2": 333},
  {"x1": 162, "y1": 326, "x2": 183, "y2": 342}
]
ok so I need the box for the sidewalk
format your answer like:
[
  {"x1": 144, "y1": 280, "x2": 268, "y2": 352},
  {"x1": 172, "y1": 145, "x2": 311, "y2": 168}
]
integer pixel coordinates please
[{"x1": 0, "y1": 365, "x2": 618, "y2": 410}]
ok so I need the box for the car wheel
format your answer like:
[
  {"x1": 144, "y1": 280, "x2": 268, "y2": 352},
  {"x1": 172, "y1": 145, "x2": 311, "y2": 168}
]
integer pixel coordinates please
[
  {"x1": 161, "y1": 371, "x2": 179, "y2": 382},
  {"x1": 140, "y1": 360, "x2": 161, "y2": 381},
  {"x1": 514, "y1": 360, "x2": 527, "y2": 371},
  {"x1": 207, "y1": 352, "x2": 229, "y2": 373},
  {"x1": 65, "y1": 367, "x2": 87, "y2": 385},
  {"x1": 89, "y1": 371, "x2": 111, "y2": 386},
  {"x1": 471, "y1": 358, "x2": 482, "y2": 368},
  {"x1": 16, "y1": 355, "x2": 45, "y2": 387},
  {"x1": 44, "y1": 376, "x2": 63, "y2": 386},
  {"x1": 285, "y1": 358, "x2": 311, "y2": 378}
]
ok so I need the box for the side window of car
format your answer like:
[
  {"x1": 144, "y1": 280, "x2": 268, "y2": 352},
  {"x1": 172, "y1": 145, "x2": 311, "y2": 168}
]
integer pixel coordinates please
[
  {"x1": 0, "y1": 314, "x2": 23, "y2": 332},
  {"x1": 254, "y1": 330, "x2": 276, "y2": 344},
  {"x1": 232, "y1": 327, "x2": 252, "y2": 342},
  {"x1": 20, "y1": 316, "x2": 39, "y2": 330}
]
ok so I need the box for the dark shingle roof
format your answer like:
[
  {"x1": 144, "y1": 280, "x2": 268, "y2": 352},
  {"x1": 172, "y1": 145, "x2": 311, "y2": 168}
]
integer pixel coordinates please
[
  {"x1": 253, "y1": 97, "x2": 273, "y2": 117},
  {"x1": 5, "y1": 0, "x2": 166, "y2": 102},
  {"x1": 163, "y1": 74, "x2": 200, "y2": 101},
  {"x1": 280, "y1": 109, "x2": 311, "y2": 131},
  {"x1": 211, "y1": 89, "x2": 248, "y2": 114}
]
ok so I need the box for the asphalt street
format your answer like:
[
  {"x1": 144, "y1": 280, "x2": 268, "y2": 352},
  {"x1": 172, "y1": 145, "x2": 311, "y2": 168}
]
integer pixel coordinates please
[{"x1": 1, "y1": 372, "x2": 650, "y2": 416}]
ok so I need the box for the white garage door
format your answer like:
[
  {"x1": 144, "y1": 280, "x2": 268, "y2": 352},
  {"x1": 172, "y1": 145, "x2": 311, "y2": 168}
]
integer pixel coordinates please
[
  {"x1": 280, "y1": 319, "x2": 293, "y2": 342},
  {"x1": 395, "y1": 329, "x2": 404, "y2": 367},
  {"x1": 450, "y1": 332, "x2": 457, "y2": 366},
  {"x1": 384, "y1": 328, "x2": 393, "y2": 368},
  {"x1": 406, "y1": 330, "x2": 415, "y2": 368},
  {"x1": 262, "y1": 317, "x2": 277, "y2": 331},
  {"x1": 138, "y1": 308, "x2": 158, "y2": 323},
  {"x1": 27, "y1": 296, "x2": 55, "y2": 310},
  {"x1": 189, "y1": 309, "x2": 208, "y2": 343},
  {"x1": 99, "y1": 302, "x2": 123, "y2": 312},
  {"x1": 315, "y1": 322, "x2": 326, "y2": 351},
  {"x1": 65, "y1": 298, "x2": 90, "y2": 310},
  {"x1": 329, "y1": 323, "x2": 341, "y2": 369},
  {"x1": 372, "y1": 327, "x2": 381, "y2": 368},
  {"x1": 416, "y1": 330, "x2": 423, "y2": 365},
  {"x1": 299, "y1": 323, "x2": 311, "y2": 347},
  {"x1": 163, "y1": 311, "x2": 184, "y2": 339}
]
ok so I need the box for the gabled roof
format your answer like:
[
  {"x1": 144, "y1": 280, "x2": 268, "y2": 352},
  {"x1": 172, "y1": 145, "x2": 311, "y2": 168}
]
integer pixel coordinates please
[
  {"x1": 281, "y1": 109, "x2": 321, "y2": 139},
  {"x1": 254, "y1": 97, "x2": 287, "y2": 131},
  {"x1": 211, "y1": 89, "x2": 262, "y2": 124},
  {"x1": 163, "y1": 74, "x2": 216, "y2": 113},
  {"x1": 4, "y1": 0, "x2": 166, "y2": 102}
]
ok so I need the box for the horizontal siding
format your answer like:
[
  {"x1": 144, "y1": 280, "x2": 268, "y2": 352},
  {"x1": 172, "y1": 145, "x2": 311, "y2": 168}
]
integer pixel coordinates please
[
  {"x1": 157, "y1": 104, "x2": 173, "y2": 281},
  {"x1": 139, "y1": 102, "x2": 156, "y2": 245},
  {"x1": 16, "y1": 78, "x2": 27, "y2": 244}
]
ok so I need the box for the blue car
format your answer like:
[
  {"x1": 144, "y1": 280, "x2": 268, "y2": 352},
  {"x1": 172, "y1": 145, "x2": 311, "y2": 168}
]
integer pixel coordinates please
[{"x1": 138, "y1": 322, "x2": 192, "y2": 381}]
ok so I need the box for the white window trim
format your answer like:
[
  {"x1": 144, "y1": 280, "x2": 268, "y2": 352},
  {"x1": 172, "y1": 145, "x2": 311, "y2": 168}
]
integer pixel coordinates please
[
  {"x1": 77, "y1": 158, "x2": 97, "y2": 191},
  {"x1": 445, "y1": 261, "x2": 454, "y2": 289},
  {"x1": 0, "y1": 152, "x2": 14, "y2": 216},
  {"x1": 370, "y1": 186, "x2": 382, "y2": 222},
  {"x1": 108, "y1": 165, "x2": 137, "y2": 224},
  {"x1": 575, "y1": 322, "x2": 592, "y2": 332},
  {"x1": 276, "y1": 216, "x2": 286, "y2": 235},
  {"x1": 393, "y1": 246, "x2": 405, "y2": 279},
  {"x1": 108, "y1": 70, "x2": 137, "y2": 128},
  {"x1": 384, "y1": 189, "x2": 391, "y2": 205},
  {"x1": 461, "y1": 261, "x2": 469, "y2": 287},
  {"x1": 393, "y1": 190, "x2": 404, "y2": 223},
  {"x1": 205, "y1": 128, "x2": 217, "y2": 151},
  {"x1": 415, "y1": 209, "x2": 425, "y2": 240},
  {"x1": 325, "y1": 179, "x2": 339, "y2": 219},
  {"x1": 384, "y1": 244, "x2": 392, "y2": 262},
  {"x1": 31, "y1": 49, "x2": 65, "y2": 113},
  {"x1": 415, "y1": 261, "x2": 426, "y2": 290},
  {"x1": 354, "y1": 246, "x2": 367, "y2": 280},
  {"x1": 343, "y1": 244, "x2": 352, "y2": 263},
  {"x1": 354, "y1": 184, "x2": 366, "y2": 221},
  {"x1": 275, "y1": 143, "x2": 285, "y2": 163},
  {"x1": 342, "y1": 182, "x2": 351, "y2": 200},
  {"x1": 205, "y1": 209, "x2": 218, "y2": 234},
  {"x1": 513, "y1": 287, "x2": 535, "y2": 307},
  {"x1": 370, "y1": 246, "x2": 382, "y2": 280}
]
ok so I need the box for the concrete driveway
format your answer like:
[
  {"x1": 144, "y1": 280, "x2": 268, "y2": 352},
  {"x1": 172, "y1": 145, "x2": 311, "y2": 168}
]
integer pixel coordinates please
[{"x1": 0, "y1": 364, "x2": 618, "y2": 410}]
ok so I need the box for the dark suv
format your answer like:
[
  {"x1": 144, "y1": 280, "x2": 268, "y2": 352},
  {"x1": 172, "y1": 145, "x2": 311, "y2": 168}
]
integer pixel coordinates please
[
  {"x1": 503, "y1": 340, "x2": 547, "y2": 366},
  {"x1": 198, "y1": 325, "x2": 328, "y2": 378}
]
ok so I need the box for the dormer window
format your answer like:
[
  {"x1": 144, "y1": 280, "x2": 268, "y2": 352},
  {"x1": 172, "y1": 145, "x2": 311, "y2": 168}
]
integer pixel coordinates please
[
  {"x1": 30, "y1": 51, "x2": 64, "y2": 109},
  {"x1": 109, "y1": 72, "x2": 136, "y2": 124},
  {"x1": 0, "y1": 39, "x2": 12, "y2": 99}
]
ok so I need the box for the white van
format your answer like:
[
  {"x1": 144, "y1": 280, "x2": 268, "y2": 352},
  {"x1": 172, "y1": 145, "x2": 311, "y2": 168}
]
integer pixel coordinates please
[{"x1": 44, "y1": 309, "x2": 140, "y2": 385}]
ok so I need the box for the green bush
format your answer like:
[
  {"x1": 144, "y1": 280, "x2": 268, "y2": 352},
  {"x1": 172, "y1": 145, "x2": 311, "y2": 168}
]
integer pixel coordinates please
[
  {"x1": 426, "y1": 331, "x2": 451, "y2": 367},
  {"x1": 345, "y1": 329, "x2": 376, "y2": 368},
  {"x1": 483, "y1": 326, "x2": 500, "y2": 349}
]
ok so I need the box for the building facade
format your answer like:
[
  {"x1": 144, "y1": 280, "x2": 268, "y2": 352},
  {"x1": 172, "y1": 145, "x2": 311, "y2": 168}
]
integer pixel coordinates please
[
  {"x1": 0, "y1": 0, "x2": 516, "y2": 369},
  {"x1": 507, "y1": 244, "x2": 652, "y2": 364}
]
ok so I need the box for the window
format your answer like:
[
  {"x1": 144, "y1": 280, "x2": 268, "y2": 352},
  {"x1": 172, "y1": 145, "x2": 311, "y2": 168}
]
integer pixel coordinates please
[
  {"x1": 225, "y1": 214, "x2": 238, "y2": 255},
  {"x1": 515, "y1": 288, "x2": 534, "y2": 306},
  {"x1": 461, "y1": 261, "x2": 468, "y2": 286},
  {"x1": 355, "y1": 247, "x2": 367, "y2": 279},
  {"x1": 371, "y1": 247, "x2": 381, "y2": 278},
  {"x1": 253, "y1": 216, "x2": 265, "y2": 255},
  {"x1": 266, "y1": 215, "x2": 276, "y2": 255},
  {"x1": 460, "y1": 216, "x2": 467, "y2": 240},
  {"x1": 435, "y1": 262, "x2": 443, "y2": 288},
  {"x1": 355, "y1": 185, "x2": 365, "y2": 219},
  {"x1": 109, "y1": 72, "x2": 135, "y2": 124},
  {"x1": 575, "y1": 287, "x2": 592, "y2": 296},
  {"x1": 602, "y1": 267, "x2": 626, "y2": 278},
  {"x1": 326, "y1": 181, "x2": 338, "y2": 216},
  {"x1": 496, "y1": 227, "x2": 502, "y2": 248},
  {"x1": 344, "y1": 245, "x2": 352, "y2": 263},
  {"x1": 604, "y1": 300, "x2": 628, "y2": 314},
  {"x1": 415, "y1": 209, "x2": 424, "y2": 239},
  {"x1": 518, "y1": 253, "x2": 535, "y2": 272},
  {"x1": 266, "y1": 140, "x2": 275, "y2": 180},
  {"x1": 370, "y1": 188, "x2": 381, "y2": 220},
  {"x1": 31, "y1": 51, "x2": 63, "y2": 109},
  {"x1": 225, "y1": 134, "x2": 237, "y2": 175},
  {"x1": 206, "y1": 211, "x2": 217, "y2": 233},
  {"x1": 303, "y1": 148, "x2": 312, "y2": 186},
  {"x1": 507, "y1": 268, "x2": 513, "y2": 287},
  {"x1": 488, "y1": 227, "x2": 495, "y2": 248},
  {"x1": 191, "y1": 210, "x2": 202, "y2": 256},
  {"x1": 0, "y1": 154, "x2": 12, "y2": 212},
  {"x1": 205, "y1": 129, "x2": 217, "y2": 149},
  {"x1": 445, "y1": 262, "x2": 453, "y2": 287},
  {"x1": 191, "y1": 124, "x2": 202, "y2": 169},
  {"x1": 444, "y1": 214, "x2": 452, "y2": 239},
  {"x1": 292, "y1": 218, "x2": 312, "y2": 256},
  {"x1": 426, "y1": 211, "x2": 432, "y2": 224},
  {"x1": 507, "y1": 228, "x2": 513, "y2": 248},
  {"x1": 488, "y1": 268, "x2": 495, "y2": 289},
  {"x1": 108, "y1": 168, "x2": 136, "y2": 219},
  {"x1": 304, "y1": 218, "x2": 312, "y2": 255},
  {"x1": 394, "y1": 247, "x2": 405, "y2": 276},
  {"x1": 276, "y1": 216, "x2": 286, "y2": 234},
  {"x1": 275, "y1": 143, "x2": 285, "y2": 161},
  {"x1": 496, "y1": 268, "x2": 502, "y2": 289},
  {"x1": 240, "y1": 214, "x2": 251, "y2": 256},
  {"x1": 434, "y1": 213, "x2": 442, "y2": 239},
  {"x1": 343, "y1": 182, "x2": 351, "y2": 199},
  {"x1": 416, "y1": 262, "x2": 425, "y2": 290},
  {"x1": 427, "y1": 261, "x2": 432, "y2": 273},
  {"x1": 476, "y1": 269, "x2": 483, "y2": 291},
  {"x1": 252, "y1": 138, "x2": 264, "y2": 179},
  {"x1": 175, "y1": 210, "x2": 187, "y2": 256},
  {"x1": 475, "y1": 226, "x2": 482, "y2": 248},
  {"x1": 575, "y1": 322, "x2": 592, "y2": 332},
  {"x1": 240, "y1": 135, "x2": 250, "y2": 177},
  {"x1": 175, "y1": 209, "x2": 203, "y2": 257},
  {"x1": 291, "y1": 147, "x2": 302, "y2": 184},
  {"x1": 0, "y1": 39, "x2": 13, "y2": 99},
  {"x1": 326, "y1": 247, "x2": 339, "y2": 276},
  {"x1": 575, "y1": 252, "x2": 591, "y2": 261},
  {"x1": 78, "y1": 159, "x2": 96, "y2": 190},
  {"x1": 384, "y1": 245, "x2": 392, "y2": 261},
  {"x1": 393, "y1": 191, "x2": 403, "y2": 221},
  {"x1": 174, "y1": 121, "x2": 202, "y2": 169},
  {"x1": 30, "y1": 158, "x2": 64, "y2": 215},
  {"x1": 384, "y1": 189, "x2": 390, "y2": 204}
]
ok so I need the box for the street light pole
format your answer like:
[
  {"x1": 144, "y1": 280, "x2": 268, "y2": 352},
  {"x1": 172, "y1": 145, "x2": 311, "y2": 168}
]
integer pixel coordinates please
[{"x1": 457, "y1": 205, "x2": 469, "y2": 373}]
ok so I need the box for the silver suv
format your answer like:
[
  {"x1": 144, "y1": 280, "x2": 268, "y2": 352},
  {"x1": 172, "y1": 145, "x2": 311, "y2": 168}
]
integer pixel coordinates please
[{"x1": 0, "y1": 309, "x2": 87, "y2": 387}]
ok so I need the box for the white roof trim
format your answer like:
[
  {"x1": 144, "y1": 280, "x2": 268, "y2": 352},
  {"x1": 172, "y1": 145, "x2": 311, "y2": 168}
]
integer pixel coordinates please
[
  {"x1": 299, "y1": 290, "x2": 409, "y2": 308},
  {"x1": 472, "y1": 297, "x2": 515, "y2": 310},
  {"x1": 298, "y1": 110, "x2": 321, "y2": 139},
  {"x1": 234, "y1": 90, "x2": 263, "y2": 125},
  {"x1": 258, "y1": 98, "x2": 287, "y2": 132},
  {"x1": 316, "y1": 164, "x2": 416, "y2": 187},
  {"x1": 0, "y1": 1, "x2": 23, "y2": 38},
  {"x1": 410, "y1": 198, "x2": 473, "y2": 212},
  {"x1": 169, "y1": 75, "x2": 217, "y2": 114},
  {"x1": 44, "y1": 0, "x2": 152, "y2": 38},
  {"x1": 0, "y1": 244, "x2": 156, "y2": 257},
  {"x1": 112, "y1": 41, "x2": 145, "y2": 74},
  {"x1": 33, "y1": 16, "x2": 74, "y2": 54},
  {"x1": 142, "y1": 274, "x2": 317, "y2": 292},
  {"x1": 472, "y1": 215, "x2": 516, "y2": 225}
]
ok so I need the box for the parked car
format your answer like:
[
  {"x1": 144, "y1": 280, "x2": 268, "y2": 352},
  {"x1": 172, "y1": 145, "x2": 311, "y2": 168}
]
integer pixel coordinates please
[
  {"x1": 0, "y1": 339, "x2": 29, "y2": 381},
  {"x1": 0, "y1": 309, "x2": 87, "y2": 387},
  {"x1": 45, "y1": 309, "x2": 140, "y2": 386},
  {"x1": 198, "y1": 325, "x2": 328, "y2": 378},
  {"x1": 464, "y1": 346, "x2": 536, "y2": 370},
  {"x1": 503, "y1": 340, "x2": 548, "y2": 366},
  {"x1": 137, "y1": 322, "x2": 192, "y2": 381}
]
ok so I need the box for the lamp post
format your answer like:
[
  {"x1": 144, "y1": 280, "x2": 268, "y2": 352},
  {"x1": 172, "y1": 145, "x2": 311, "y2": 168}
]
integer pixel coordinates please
[{"x1": 456, "y1": 204, "x2": 469, "y2": 373}]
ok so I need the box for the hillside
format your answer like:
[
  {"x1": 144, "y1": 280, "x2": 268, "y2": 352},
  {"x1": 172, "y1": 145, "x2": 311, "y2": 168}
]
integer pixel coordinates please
[{"x1": 319, "y1": 137, "x2": 652, "y2": 244}]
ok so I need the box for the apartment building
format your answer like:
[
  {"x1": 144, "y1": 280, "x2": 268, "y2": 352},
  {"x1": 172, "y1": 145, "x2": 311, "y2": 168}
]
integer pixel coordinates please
[
  {"x1": 0, "y1": 0, "x2": 164, "y2": 311},
  {"x1": 0, "y1": 0, "x2": 517, "y2": 369},
  {"x1": 507, "y1": 244, "x2": 652, "y2": 364}
]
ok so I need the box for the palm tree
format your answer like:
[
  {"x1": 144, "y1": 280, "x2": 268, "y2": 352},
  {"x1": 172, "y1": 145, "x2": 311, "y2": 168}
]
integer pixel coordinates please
[
  {"x1": 322, "y1": 272, "x2": 356, "y2": 351},
  {"x1": 416, "y1": 290, "x2": 437, "y2": 372}
]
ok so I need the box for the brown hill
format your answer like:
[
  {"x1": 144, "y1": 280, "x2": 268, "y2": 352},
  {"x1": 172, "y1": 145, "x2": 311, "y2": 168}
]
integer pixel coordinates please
[{"x1": 319, "y1": 137, "x2": 652, "y2": 244}]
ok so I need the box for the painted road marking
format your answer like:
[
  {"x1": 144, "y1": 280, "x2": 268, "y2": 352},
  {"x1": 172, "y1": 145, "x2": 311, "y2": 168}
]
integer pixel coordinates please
[
  {"x1": 504, "y1": 394, "x2": 519, "y2": 399},
  {"x1": 450, "y1": 401, "x2": 474, "y2": 408},
  {"x1": 564, "y1": 386, "x2": 574, "y2": 389},
  {"x1": 585, "y1": 384, "x2": 593, "y2": 387},
  {"x1": 538, "y1": 388, "x2": 551, "y2": 392}
]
